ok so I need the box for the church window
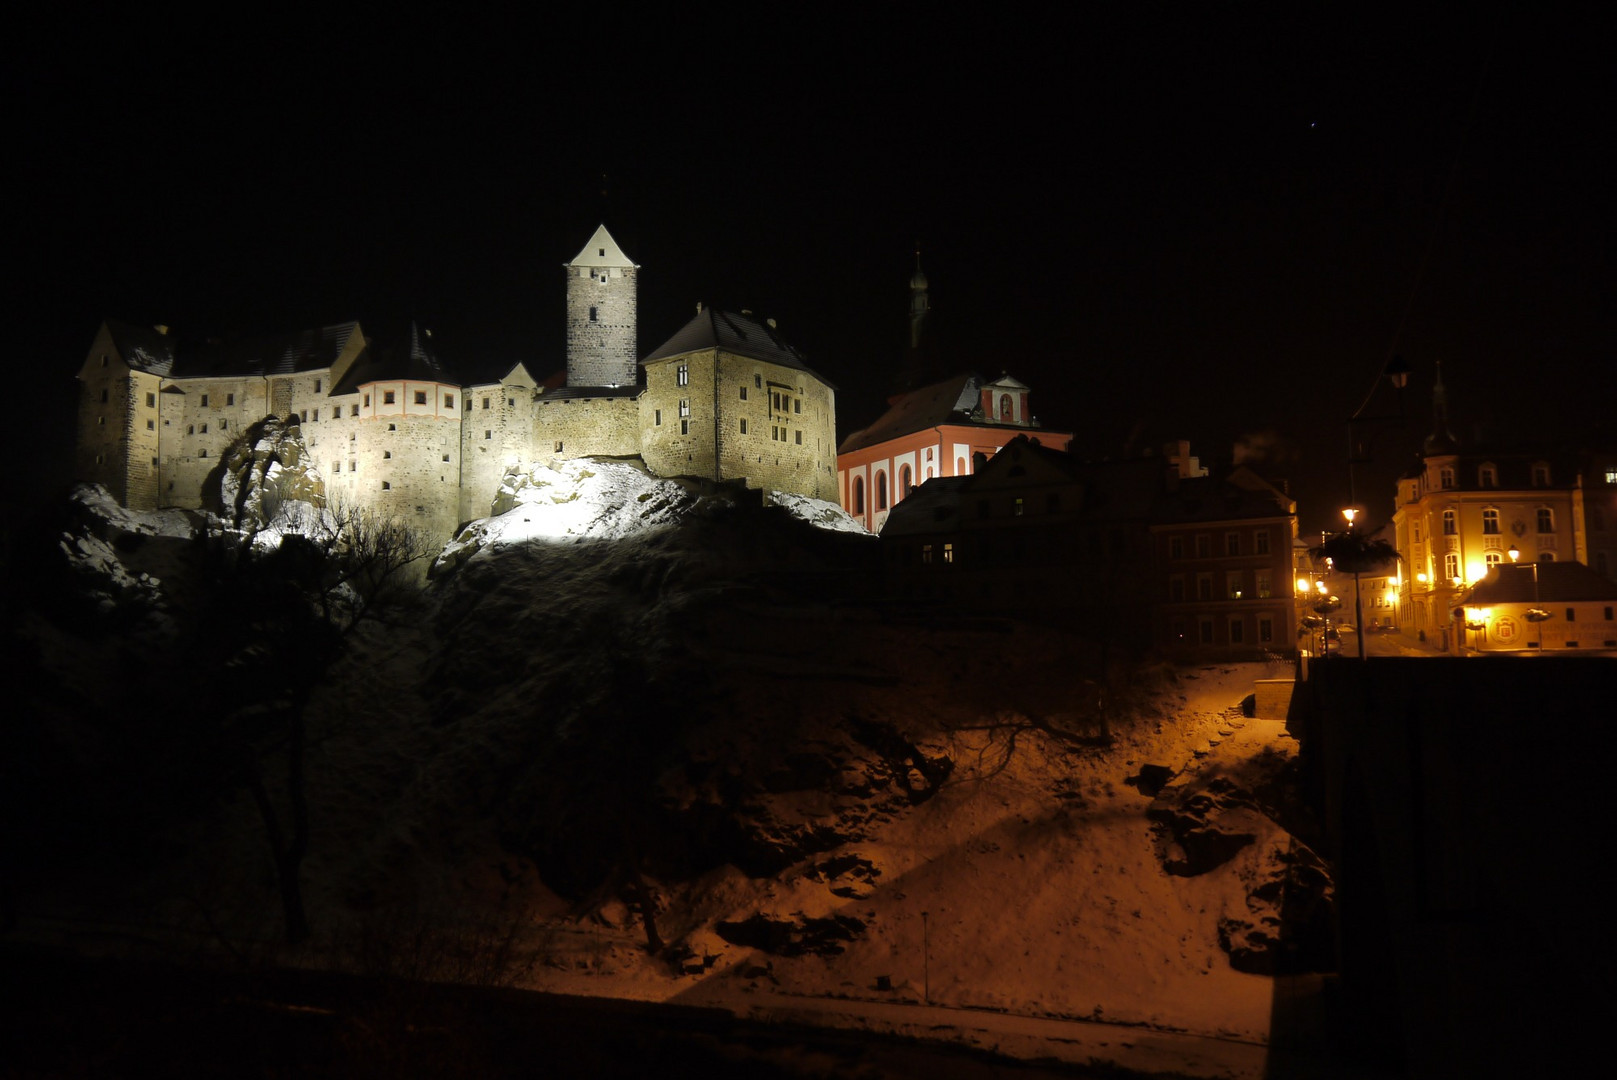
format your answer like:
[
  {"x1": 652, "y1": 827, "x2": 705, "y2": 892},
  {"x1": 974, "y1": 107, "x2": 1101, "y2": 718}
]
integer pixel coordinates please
[
  {"x1": 852, "y1": 476, "x2": 865, "y2": 514},
  {"x1": 1443, "y1": 509, "x2": 1456, "y2": 535},
  {"x1": 900, "y1": 464, "x2": 912, "y2": 495},
  {"x1": 1482, "y1": 508, "x2": 1500, "y2": 534},
  {"x1": 445, "y1": 394, "x2": 454, "y2": 408},
  {"x1": 678, "y1": 399, "x2": 690, "y2": 418},
  {"x1": 384, "y1": 391, "x2": 396, "y2": 404},
  {"x1": 677, "y1": 364, "x2": 689, "y2": 387},
  {"x1": 414, "y1": 391, "x2": 427, "y2": 405},
  {"x1": 1538, "y1": 507, "x2": 1555, "y2": 533},
  {"x1": 876, "y1": 471, "x2": 888, "y2": 510},
  {"x1": 146, "y1": 392, "x2": 155, "y2": 407},
  {"x1": 795, "y1": 430, "x2": 802, "y2": 445}
]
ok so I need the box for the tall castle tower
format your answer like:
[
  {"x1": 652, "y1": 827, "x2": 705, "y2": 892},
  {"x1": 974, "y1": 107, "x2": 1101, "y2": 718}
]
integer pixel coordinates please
[{"x1": 564, "y1": 224, "x2": 639, "y2": 388}]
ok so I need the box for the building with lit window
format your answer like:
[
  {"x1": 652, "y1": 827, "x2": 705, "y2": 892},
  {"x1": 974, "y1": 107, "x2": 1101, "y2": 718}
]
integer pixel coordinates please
[{"x1": 1454, "y1": 561, "x2": 1617, "y2": 653}]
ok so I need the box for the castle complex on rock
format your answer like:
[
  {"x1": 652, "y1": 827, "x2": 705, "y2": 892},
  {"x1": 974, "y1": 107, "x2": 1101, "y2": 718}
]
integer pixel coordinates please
[{"x1": 75, "y1": 226, "x2": 839, "y2": 539}]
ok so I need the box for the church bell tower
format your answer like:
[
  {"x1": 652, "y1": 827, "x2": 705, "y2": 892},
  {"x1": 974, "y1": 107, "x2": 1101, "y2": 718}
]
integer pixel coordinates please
[{"x1": 564, "y1": 224, "x2": 639, "y2": 388}]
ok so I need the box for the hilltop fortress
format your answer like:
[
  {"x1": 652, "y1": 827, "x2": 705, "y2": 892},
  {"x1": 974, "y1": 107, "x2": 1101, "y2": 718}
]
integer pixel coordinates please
[{"x1": 75, "y1": 226, "x2": 839, "y2": 539}]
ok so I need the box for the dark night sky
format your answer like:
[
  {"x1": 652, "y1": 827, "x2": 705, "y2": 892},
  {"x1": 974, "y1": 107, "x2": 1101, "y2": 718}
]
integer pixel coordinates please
[{"x1": 15, "y1": 9, "x2": 1613, "y2": 532}]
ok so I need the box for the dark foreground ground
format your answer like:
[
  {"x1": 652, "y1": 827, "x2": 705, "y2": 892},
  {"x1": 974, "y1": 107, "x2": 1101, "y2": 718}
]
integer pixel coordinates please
[{"x1": 1, "y1": 948, "x2": 1110, "y2": 1079}]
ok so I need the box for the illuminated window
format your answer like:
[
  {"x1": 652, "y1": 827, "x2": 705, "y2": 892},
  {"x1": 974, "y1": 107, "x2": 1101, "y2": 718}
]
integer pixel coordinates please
[
  {"x1": 1485, "y1": 551, "x2": 1502, "y2": 568},
  {"x1": 1538, "y1": 507, "x2": 1555, "y2": 533},
  {"x1": 943, "y1": 543, "x2": 954, "y2": 563},
  {"x1": 1606, "y1": 468, "x2": 1617, "y2": 485},
  {"x1": 1227, "y1": 571, "x2": 1243, "y2": 599},
  {"x1": 1256, "y1": 570, "x2": 1272, "y2": 598},
  {"x1": 1445, "y1": 553, "x2": 1460, "y2": 580},
  {"x1": 678, "y1": 399, "x2": 690, "y2": 418},
  {"x1": 1482, "y1": 508, "x2": 1500, "y2": 534},
  {"x1": 677, "y1": 364, "x2": 689, "y2": 386},
  {"x1": 1443, "y1": 510, "x2": 1456, "y2": 535},
  {"x1": 1013, "y1": 497, "x2": 1024, "y2": 516}
]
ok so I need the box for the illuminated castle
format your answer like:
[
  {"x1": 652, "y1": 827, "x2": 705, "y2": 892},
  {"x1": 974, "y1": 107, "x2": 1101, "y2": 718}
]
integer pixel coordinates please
[{"x1": 74, "y1": 226, "x2": 839, "y2": 538}]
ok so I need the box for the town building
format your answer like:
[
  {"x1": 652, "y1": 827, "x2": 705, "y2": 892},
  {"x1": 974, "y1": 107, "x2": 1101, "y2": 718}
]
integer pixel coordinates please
[
  {"x1": 1390, "y1": 364, "x2": 1603, "y2": 649},
  {"x1": 881, "y1": 436, "x2": 1299, "y2": 655},
  {"x1": 1454, "y1": 560, "x2": 1617, "y2": 653},
  {"x1": 75, "y1": 226, "x2": 839, "y2": 538}
]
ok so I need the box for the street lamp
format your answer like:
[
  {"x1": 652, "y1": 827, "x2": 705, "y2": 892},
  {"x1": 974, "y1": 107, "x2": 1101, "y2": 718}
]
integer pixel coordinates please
[{"x1": 1510, "y1": 545, "x2": 1550, "y2": 652}]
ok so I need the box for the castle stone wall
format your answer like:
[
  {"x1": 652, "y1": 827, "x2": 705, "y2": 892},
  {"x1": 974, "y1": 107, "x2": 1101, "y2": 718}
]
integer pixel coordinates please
[
  {"x1": 534, "y1": 395, "x2": 641, "y2": 462},
  {"x1": 460, "y1": 382, "x2": 533, "y2": 524},
  {"x1": 566, "y1": 264, "x2": 638, "y2": 387}
]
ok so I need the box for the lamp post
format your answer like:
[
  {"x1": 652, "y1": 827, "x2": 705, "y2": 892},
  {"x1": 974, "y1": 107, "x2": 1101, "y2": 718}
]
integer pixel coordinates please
[
  {"x1": 1510, "y1": 545, "x2": 1551, "y2": 652},
  {"x1": 1342, "y1": 507, "x2": 1368, "y2": 659}
]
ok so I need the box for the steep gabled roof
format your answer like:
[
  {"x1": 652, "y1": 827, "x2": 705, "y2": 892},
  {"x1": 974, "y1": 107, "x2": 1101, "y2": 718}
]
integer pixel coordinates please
[
  {"x1": 840, "y1": 374, "x2": 981, "y2": 454},
  {"x1": 175, "y1": 321, "x2": 364, "y2": 379},
  {"x1": 642, "y1": 308, "x2": 830, "y2": 385},
  {"x1": 330, "y1": 323, "x2": 457, "y2": 394},
  {"x1": 567, "y1": 224, "x2": 637, "y2": 268},
  {"x1": 1461, "y1": 562, "x2": 1617, "y2": 605},
  {"x1": 105, "y1": 321, "x2": 178, "y2": 376}
]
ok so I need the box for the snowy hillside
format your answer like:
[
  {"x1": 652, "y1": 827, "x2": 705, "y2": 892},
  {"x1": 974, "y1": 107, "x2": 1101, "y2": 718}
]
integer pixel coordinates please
[{"x1": 18, "y1": 467, "x2": 1330, "y2": 1078}]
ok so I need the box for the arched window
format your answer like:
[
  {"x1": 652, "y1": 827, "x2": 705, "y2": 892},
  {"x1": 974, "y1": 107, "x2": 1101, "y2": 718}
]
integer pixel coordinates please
[
  {"x1": 899, "y1": 464, "x2": 912, "y2": 497},
  {"x1": 999, "y1": 394, "x2": 1013, "y2": 420},
  {"x1": 956, "y1": 456, "x2": 967, "y2": 475},
  {"x1": 852, "y1": 475, "x2": 865, "y2": 515},
  {"x1": 876, "y1": 471, "x2": 889, "y2": 510}
]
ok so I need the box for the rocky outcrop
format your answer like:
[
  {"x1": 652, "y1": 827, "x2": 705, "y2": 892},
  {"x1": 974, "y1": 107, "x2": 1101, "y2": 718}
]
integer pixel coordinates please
[{"x1": 218, "y1": 416, "x2": 325, "y2": 529}]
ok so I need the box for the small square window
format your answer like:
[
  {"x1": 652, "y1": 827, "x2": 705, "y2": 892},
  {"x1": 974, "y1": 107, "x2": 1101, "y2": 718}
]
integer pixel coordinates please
[
  {"x1": 485, "y1": 430, "x2": 492, "y2": 440},
  {"x1": 146, "y1": 392, "x2": 155, "y2": 407},
  {"x1": 443, "y1": 454, "x2": 450, "y2": 462},
  {"x1": 384, "y1": 391, "x2": 396, "y2": 404},
  {"x1": 508, "y1": 398, "x2": 515, "y2": 407},
  {"x1": 382, "y1": 481, "x2": 391, "y2": 490},
  {"x1": 445, "y1": 394, "x2": 454, "y2": 408},
  {"x1": 351, "y1": 404, "x2": 359, "y2": 417},
  {"x1": 414, "y1": 391, "x2": 427, "y2": 405},
  {"x1": 146, "y1": 419, "x2": 154, "y2": 430},
  {"x1": 555, "y1": 441, "x2": 564, "y2": 453}
]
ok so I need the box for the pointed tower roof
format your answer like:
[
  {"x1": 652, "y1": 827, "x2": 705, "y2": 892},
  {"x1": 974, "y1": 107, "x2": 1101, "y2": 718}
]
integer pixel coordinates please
[
  {"x1": 567, "y1": 224, "x2": 637, "y2": 268},
  {"x1": 1423, "y1": 360, "x2": 1459, "y2": 455}
]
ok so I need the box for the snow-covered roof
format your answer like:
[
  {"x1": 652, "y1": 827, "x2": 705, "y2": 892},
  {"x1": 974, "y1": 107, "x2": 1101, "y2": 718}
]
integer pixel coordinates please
[{"x1": 642, "y1": 308, "x2": 830, "y2": 386}]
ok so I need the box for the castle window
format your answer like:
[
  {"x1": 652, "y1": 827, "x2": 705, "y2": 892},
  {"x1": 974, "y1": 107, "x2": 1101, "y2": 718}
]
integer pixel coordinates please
[
  {"x1": 312, "y1": 409, "x2": 319, "y2": 422},
  {"x1": 351, "y1": 405, "x2": 359, "y2": 416},
  {"x1": 389, "y1": 424, "x2": 396, "y2": 431},
  {"x1": 365, "y1": 394, "x2": 371, "y2": 407},
  {"x1": 188, "y1": 425, "x2": 194, "y2": 435},
  {"x1": 383, "y1": 451, "x2": 391, "y2": 459},
  {"x1": 794, "y1": 399, "x2": 801, "y2": 414},
  {"x1": 382, "y1": 481, "x2": 390, "y2": 490},
  {"x1": 655, "y1": 409, "x2": 662, "y2": 425},
  {"x1": 220, "y1": 420, "x2": 227, "y2": 430},
  {"x1": 414, "y1": 391, "x2": 427, "y2": 405},
  {"x1": 146, "y1": 392, "x2": 155, "y2": 407},
  {"x1": 555, "y1": 441, "x2": 564, "y2": 453},
  {"x1": 795, "y1": 430, "x2": 802, "y2": 445},
  {"x1": 314, "y1": 379, "x2": 321, "y2": 392},
  {"x1": 384, "y1": 391, "x2": 396, "y2": 404},
  {"x1": 598, "y1": 248, "x2": 605, "y2": 257},
  {"x1": 146, "y1": 420, "x2": 154, "y2": 430},
  {"x1": 100, "y1": 388, "x2": 108, "y2": 403},
  {"x1": 199, "y1": 449, "x2": 207, "y2": 458},
  {"x1": 737, "y1": 418, "x2": 745, "y2": 434},
  {"x1": 1482, "y1": 508, "x2": 1500, "y2": 534},
  {"x1": 349, "y1": 461, "x2": 356, "y2": 472},
  {"x1": 589, "y1": 306, "x2": 597, "y2": 322},
  {"x1": 227, "y1": 393, "x2": 234, "y2": 406},
  {"x1": 508, "y1": 398, "x2": 515, "y2": 407},
  {"x1": 677, "y1": 364, "x2": 689, "y2": 387},
  {"x1": 201, "y1": 394, "x2": 209, "y2": 407},
  {"x1": 483, "y1": 397, "x2": 490, "y2": 409},
  {"x1": 678, "y1": 399, "x2": 690, "y2": 418},
  {"x1": 755, "y1": 374, "x2": 762, "y2": 388},
  {"x1": 299, "y1": 411, "x2": 306, "y2": 422},
  {"x1": 682, "y1": 420, "x2": 690, "y2": 435},
  {"x1": 444, "y1": 394, "x2": 454, "y2": 408},
  {"x1": 442, "y1": 454, "x2": 450, "y2": 462},
  {"x1": 485, "y1": 430, "x2": 492, "y2": 440},
  {"x1": 739, "y1": 386, "x2": 747, "y2": 400},
  {"x1": 1538, "y1": 507, "x2": 1555, "y2": 533},
  {"x1": 333, "y1": 461, "x2": 339, "y2": 474}
]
